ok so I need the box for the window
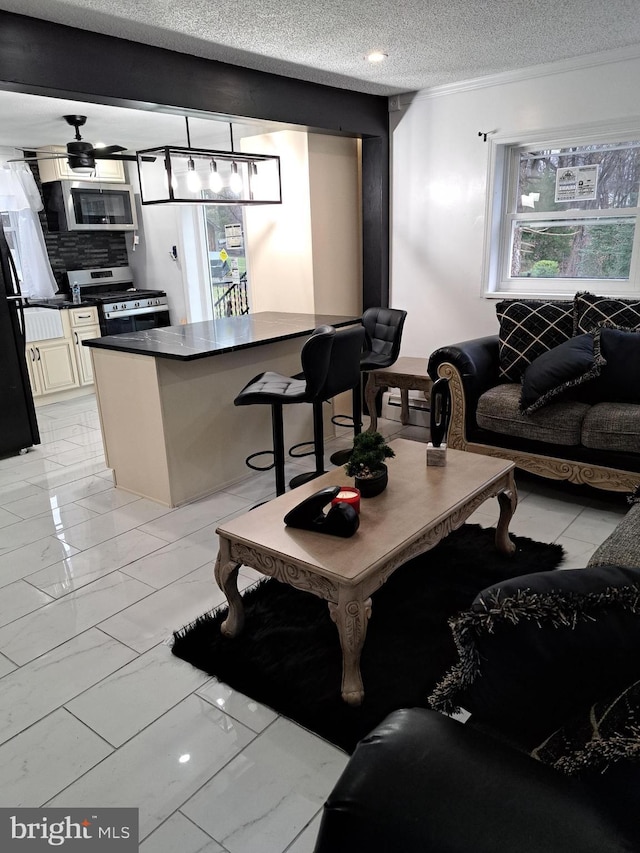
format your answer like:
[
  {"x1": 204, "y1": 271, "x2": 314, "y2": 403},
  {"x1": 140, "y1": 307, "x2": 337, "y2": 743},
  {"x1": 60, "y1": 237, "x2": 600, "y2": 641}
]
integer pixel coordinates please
[
  {"x1": 485, "y1": 135, "x2": 640, "y2": 297},
  {"x1": 202, "y1": 206, "x2": 250, "y2": 317}
]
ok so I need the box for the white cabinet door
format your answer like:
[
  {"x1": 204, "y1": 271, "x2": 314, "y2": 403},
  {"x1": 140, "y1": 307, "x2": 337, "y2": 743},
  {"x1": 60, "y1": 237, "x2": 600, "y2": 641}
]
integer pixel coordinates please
[
  {"x1": 94, "y1": 158, "x2": 126, "y2": 182},
  {"x1": 34, "y1": 339, "x2": 79, "y2": 393},
  {"x1": 25, "y1": 346, "x2": 43, "y2": 397},
  {"x1": 72, "y1": 326, "x2": 101, "y2": 385}
]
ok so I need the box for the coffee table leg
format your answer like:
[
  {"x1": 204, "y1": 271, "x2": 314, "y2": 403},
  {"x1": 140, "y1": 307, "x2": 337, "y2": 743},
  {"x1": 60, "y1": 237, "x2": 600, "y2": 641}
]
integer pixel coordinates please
[
  {"x1": 365, "y1": 374, "x2": 379, "y2": 432},
  {"x1": 214, "y1": 549, "x2": 244, "y2": 637},
  {"x1": 328, "y1": 593, "x2": 372, "y2": 706},
  {"x1": 496, "y1": 485, "x2": 518, "y2": 555}
]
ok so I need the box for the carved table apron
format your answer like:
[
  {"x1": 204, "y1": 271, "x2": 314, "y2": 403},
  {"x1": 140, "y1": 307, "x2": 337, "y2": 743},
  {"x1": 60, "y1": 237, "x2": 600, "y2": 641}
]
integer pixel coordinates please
[{"x1": 214, "y1": 439, "x2": 517, "y2": 706}]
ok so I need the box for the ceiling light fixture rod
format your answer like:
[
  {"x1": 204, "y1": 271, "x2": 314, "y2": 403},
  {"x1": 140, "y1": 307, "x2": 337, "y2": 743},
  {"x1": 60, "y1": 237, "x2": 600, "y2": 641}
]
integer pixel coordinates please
[
  {"x1": 185, "y1": 116, "x2": 193, "y2": 148},
  {"x1": 229, "y1": 122, "x2": 235, "y2": 153}
]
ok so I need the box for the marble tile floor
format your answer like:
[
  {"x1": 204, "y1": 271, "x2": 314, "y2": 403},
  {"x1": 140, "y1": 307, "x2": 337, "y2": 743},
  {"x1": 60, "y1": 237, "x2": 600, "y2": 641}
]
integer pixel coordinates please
[{"x1": 0, "y1": 394, "x2": 629, "y2": 852}]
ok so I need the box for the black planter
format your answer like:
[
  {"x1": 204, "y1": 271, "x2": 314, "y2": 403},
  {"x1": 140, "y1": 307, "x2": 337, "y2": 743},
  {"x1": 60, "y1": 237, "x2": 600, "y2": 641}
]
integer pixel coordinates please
[{"x1": 355, "y1": 464, "x2": 388, "y2": 498}]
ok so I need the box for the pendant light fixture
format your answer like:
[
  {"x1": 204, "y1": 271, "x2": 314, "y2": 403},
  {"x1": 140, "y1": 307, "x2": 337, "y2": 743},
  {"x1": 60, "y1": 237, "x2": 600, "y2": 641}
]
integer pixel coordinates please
[{"x1": 136, "y1": 118, "x2": 282, "y2": 206}]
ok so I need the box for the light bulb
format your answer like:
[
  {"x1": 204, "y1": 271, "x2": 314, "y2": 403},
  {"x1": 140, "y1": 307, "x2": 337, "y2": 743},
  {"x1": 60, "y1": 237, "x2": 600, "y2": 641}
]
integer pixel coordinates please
[
  {"x1": 229, "y1": 162, "x2": 243, "y2": 194},
  {"x1": 209, "y1": 160, "x2": 223, "y2": 193},
  {"x1": 186, "y1": 158, "x2": 201, "y2": 193},
  {"x1": 163, "y1": 169, "x2": 178, "y2": 194}
]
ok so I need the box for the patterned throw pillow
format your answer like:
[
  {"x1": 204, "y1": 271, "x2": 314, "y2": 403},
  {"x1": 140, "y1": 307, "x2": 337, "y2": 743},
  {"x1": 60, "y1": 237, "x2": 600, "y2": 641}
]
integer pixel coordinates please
[
  {"x1": 574, "y1": 291, "x2": 640, "y2": 335},
  {"x1": 496, "y1": 300, "x2": 574, "y2": 382},
  {"x1": 428, "y1": 564, "x2": 640, "y2": 745},
  {"x1": 531, "y1": 678, "x2": 640, "y2": 776}
]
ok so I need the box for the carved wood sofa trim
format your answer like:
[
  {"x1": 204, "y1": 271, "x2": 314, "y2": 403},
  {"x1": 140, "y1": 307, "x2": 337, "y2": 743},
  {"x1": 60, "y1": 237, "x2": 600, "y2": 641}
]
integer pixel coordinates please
[{"x1": 436, "y1": 361, "x2": 640, "y2": 493}]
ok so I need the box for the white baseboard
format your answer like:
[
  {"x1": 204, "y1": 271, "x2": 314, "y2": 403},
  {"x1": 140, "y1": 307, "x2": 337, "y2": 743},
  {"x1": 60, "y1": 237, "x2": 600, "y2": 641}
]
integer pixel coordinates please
[{"x1": 381, "y1": 392, "x2": 430, "y2": 428}]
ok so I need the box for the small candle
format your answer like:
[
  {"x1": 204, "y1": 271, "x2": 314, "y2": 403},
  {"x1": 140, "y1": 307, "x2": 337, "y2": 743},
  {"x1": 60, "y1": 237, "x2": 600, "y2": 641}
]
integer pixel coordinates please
[{"x1": 331, "y1": 487, "x2": 361, "y2": 514}]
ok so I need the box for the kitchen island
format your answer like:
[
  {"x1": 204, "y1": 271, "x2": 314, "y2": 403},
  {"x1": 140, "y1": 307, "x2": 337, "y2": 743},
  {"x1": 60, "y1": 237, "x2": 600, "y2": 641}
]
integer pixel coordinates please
[{"x1": 84, "y1": 312, "x2": 358, "y2": 507}]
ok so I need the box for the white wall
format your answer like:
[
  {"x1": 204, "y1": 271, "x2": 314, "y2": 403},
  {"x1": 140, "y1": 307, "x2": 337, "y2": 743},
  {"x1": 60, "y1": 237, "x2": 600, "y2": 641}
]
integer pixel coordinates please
[
  {"x1": 127, "y1": 170, "x2": 188, "y2": 325},
  {"x1": 391, "y1": 50, "x2": 640, "y2": 359}
]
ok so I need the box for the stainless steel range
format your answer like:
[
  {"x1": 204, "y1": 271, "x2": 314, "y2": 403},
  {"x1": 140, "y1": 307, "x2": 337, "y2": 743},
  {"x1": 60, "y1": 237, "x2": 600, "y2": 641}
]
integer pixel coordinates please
[{"x1": 67, "y1": 266, "x2": 171, "y2": 336}]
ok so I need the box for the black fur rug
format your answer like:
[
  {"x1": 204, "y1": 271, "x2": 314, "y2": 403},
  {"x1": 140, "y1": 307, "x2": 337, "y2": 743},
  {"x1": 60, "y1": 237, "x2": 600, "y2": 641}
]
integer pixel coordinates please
[{"x1": 172, "y1": 524, "x2": 563, "y2": 753}]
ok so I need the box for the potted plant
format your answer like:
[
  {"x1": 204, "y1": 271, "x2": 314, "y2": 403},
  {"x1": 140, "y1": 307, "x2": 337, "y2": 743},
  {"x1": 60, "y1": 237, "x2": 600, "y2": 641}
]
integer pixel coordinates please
[{"x1": 344, "y1": 431, "x2": 395, "y2": 497}]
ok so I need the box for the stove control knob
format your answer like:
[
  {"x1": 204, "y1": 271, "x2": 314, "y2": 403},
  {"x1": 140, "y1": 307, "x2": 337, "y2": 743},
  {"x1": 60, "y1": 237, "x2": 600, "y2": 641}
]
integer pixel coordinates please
[{"x1": 134, "y1": 301, "x2": 140, "y2": 308}]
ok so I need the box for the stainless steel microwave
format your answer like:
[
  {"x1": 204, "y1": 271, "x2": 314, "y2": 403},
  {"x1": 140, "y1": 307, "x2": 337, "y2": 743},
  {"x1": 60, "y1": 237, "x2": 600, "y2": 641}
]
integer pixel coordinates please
[{"x1": 42, "y1": 181, "x2": 138, "y2": 231}]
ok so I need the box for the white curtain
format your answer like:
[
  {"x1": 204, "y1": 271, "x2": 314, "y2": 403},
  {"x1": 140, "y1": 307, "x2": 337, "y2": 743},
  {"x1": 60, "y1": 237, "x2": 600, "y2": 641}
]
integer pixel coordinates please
[{"x1": 0, "y1": 151, "x2": 57, "y2": 299}]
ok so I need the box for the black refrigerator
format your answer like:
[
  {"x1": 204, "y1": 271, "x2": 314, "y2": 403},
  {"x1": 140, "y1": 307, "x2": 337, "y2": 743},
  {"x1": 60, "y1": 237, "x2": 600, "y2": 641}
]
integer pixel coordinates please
[{"x1": 0, "y1": 227, "x2": 40, "y2": 455}]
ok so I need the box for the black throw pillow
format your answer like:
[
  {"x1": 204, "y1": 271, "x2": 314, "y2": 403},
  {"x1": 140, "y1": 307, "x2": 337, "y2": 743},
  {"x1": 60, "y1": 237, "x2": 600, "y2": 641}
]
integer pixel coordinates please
[
  {"x1": 531, "y1": 677, "x2": 640, "y2": 776},
  {"x1": 520, "y1": 332, "x2": 604, "y2": 414},
  {"x1": 578, "y1": 326, "x2": 640, "y2": 403},
  {"x1": 428, "y1": 564, "x2": 640, "y2": 745}
]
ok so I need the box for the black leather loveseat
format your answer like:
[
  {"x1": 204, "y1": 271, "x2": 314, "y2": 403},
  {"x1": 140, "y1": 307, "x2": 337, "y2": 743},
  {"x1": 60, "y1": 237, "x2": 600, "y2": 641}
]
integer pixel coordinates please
[{"x1": 427, "y1": 294, "x2": 640, "y2": 493}]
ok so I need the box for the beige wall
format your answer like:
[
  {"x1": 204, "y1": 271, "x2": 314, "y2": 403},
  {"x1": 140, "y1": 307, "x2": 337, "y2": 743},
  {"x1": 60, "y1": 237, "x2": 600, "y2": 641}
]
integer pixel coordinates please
[
  {"x1": 244, "y1": 131, "x2": 362, "y2": 317},
  {"x1": 308, "y1": 135, "x2": 362, "y2": 316}
]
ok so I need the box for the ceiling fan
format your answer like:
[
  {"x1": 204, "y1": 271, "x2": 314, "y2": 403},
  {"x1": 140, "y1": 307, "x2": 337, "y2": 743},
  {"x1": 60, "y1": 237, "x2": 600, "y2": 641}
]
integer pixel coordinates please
[{"x1": 12, "y1": 114, "x2": 130, "y2": 170}]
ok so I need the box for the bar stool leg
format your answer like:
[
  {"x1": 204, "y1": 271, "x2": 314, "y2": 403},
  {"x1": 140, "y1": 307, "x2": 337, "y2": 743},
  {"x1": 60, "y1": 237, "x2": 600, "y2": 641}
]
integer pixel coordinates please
[
  {"x1": 353, "y1": 379, "x2": 362, "y2": 437},
  {"x1": 329, "y1": 378, "x2": 363, "y2": 466},
  {"x1": 271, "y1": 403, "x2": 286, "y2": 496},
  {"x1": 289, "y1": 400, "x2": 327, "y2": 490},
  {"x1": 313, "y1": 399, "x2": 325, "y2": 476}
]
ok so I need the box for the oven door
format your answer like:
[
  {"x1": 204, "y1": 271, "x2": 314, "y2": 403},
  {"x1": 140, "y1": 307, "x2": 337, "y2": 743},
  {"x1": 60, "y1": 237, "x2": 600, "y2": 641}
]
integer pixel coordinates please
[{"x1": 101, "y1": 305, "x2": 171, "y2": 336}]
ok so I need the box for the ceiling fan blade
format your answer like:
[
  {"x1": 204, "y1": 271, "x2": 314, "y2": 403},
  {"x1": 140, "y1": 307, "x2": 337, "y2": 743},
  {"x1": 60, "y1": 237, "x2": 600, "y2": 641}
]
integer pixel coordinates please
[
  {"x1": 97, "y1": 145, "x2": 127, "y2": 155},
  {"x1": 8, "y1": 155, "x2": 66, "y2": 162}
]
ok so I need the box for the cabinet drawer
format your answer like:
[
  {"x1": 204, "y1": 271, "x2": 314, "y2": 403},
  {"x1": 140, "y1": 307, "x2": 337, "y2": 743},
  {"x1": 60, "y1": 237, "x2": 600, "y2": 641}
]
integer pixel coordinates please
[{"x1": 69, "y1": 307, "x2": 99, "y2": 327}]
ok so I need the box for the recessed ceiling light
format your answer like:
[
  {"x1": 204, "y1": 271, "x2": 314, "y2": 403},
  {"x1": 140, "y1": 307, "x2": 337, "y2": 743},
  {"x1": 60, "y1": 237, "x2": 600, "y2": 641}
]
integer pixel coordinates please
[{"x1": 367, "y1": 51, "x2": 388, "y2": 63}]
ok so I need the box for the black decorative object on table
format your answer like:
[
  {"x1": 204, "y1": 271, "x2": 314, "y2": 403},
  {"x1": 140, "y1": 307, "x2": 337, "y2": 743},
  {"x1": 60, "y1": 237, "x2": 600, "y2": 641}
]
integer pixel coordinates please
[
  {"x1": 284, "y1": 486, "x2": 360, "y2": 538},
  {"x1": 172, "y1": 525, "x2": 564, "y2": 754},
  {"x1": 430, "y1": 377, "x2": 452, "y2": 448}
]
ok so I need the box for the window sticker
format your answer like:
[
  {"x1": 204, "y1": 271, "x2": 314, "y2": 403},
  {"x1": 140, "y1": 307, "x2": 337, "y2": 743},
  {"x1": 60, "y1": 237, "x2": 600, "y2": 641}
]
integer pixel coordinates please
[{"x1": 555, "y1": 164, "x2": 599, "y2": 202}]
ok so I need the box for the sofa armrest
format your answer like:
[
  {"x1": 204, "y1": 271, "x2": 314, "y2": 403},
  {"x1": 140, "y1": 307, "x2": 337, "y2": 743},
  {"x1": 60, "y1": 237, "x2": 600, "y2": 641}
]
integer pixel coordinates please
[
  {"x1": 427, "y1": 336, "x2": 500, "y2": 442},
  {"x1": 313, "y1": 708, "x2": 636, "y2": 853}
]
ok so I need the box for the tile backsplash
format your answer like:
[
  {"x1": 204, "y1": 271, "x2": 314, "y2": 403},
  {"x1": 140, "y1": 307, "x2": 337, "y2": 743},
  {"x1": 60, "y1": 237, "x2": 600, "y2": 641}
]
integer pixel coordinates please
[{"x1": 31, "y1": 158, "x2": 129, "y2": 290}]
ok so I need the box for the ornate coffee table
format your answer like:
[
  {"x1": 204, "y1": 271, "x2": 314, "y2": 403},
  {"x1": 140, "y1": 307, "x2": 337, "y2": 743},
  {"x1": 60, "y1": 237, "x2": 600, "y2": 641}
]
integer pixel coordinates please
[{"x1": 214, "y1": 439, "x2": 517, "y2": 706}]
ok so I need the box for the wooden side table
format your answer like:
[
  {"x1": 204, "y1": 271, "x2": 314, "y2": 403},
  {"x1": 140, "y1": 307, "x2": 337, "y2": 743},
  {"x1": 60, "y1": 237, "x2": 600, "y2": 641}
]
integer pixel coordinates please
[{"x1": 365, "y1": 356, "x2": 433, "y2": 432}]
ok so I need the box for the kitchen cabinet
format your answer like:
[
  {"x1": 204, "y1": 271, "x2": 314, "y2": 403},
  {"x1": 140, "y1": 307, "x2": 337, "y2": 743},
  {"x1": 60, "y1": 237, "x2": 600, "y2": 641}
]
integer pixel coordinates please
[
  {"x1": 25, "y1": 307, "x2": 100, "y2": 397},
  {"x1": 36, "y1": 147, "x2": 126, "y2": 183},
  {"x1": 26, "y1": 337, "x2": 78, "y2": 396},
  {"x1": 69, "y1": 307, "x2": 101, "y2": 385}
]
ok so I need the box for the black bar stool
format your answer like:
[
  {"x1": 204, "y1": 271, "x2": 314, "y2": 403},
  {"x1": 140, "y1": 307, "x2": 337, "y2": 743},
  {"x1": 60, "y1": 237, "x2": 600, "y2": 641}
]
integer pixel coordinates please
[
  {"x1": 234, "y1": 324, "x2": 365, "y2": 496},
  {"x1": 330, "y1": 307, "x2": 407, "y2": 464}
]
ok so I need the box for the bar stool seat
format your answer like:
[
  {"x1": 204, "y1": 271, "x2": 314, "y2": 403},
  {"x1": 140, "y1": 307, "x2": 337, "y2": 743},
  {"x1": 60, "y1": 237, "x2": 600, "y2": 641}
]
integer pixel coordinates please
[
  {"x1": 234, "y1": 324, "x2": 365, "y2": 496},
  {"x1": 330, "y1": 307, "x2": 407, "y2": 464}
]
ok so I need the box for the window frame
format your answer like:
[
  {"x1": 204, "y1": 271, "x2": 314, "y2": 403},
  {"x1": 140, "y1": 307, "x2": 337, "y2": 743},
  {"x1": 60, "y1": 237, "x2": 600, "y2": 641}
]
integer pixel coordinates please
[{"x1": 483, "y1": 121, "x2": 640, "y2": 299}]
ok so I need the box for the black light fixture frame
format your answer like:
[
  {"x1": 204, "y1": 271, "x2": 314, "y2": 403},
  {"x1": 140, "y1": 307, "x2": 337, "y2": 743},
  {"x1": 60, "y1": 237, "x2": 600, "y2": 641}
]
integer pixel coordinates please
[{"x1": 135, "y1": 118, "x2": 282, "y2": 206}]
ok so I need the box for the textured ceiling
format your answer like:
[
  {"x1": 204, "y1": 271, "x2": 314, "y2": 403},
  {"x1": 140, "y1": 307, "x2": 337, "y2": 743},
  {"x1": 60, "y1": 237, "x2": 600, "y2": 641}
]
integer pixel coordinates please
[{"x1": 1, "y1": 0, "x2": 640, "y2": 96}]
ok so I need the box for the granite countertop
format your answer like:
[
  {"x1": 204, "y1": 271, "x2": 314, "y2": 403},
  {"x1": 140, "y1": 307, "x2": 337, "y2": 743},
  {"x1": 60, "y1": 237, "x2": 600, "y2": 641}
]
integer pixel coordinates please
[
  {"x1": 26, "y1": 296, "x2": 96, "y2": 309},
  {"x1": 82, "y1": 312, "x2": 359, "y2": 361}
]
